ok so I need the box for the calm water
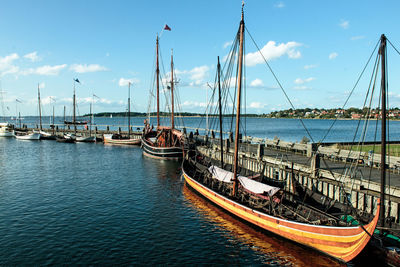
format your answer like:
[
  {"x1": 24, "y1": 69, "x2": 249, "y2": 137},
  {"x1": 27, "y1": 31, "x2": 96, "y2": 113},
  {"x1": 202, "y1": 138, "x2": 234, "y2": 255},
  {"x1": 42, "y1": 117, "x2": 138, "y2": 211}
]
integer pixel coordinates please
[
  {"x1": 0, "y1": 118, "x2": 392, "y2": 265},
  {"x1": 11, "y1": 115, "x2": 400, "y2": 142}
]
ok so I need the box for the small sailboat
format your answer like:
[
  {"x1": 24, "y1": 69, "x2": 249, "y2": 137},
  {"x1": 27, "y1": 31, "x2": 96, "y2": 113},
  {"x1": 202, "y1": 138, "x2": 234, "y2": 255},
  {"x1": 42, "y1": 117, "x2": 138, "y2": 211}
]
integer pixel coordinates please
[
  {"x1": 141, "y1": 36, "x2": 184, "y2": 159},
  {"x1": 103, "y1": 82, "x2": 140, "y2": 145},
  {"x1": 182, "y1": 5, "x2": 379, "y2": 263},
  {"x1": 37, "y1": 84, "x2": 56, "y2": 140},
  {"x1": 15, "y1": 131, "x2": 41, "y2": 140}
]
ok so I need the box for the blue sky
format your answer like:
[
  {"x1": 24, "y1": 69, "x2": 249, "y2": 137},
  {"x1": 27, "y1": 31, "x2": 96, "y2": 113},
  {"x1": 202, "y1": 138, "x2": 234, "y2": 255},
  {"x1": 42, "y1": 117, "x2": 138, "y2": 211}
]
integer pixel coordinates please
[{"x1": 1, "y1": 0, "x2": 400, "y2": 116}]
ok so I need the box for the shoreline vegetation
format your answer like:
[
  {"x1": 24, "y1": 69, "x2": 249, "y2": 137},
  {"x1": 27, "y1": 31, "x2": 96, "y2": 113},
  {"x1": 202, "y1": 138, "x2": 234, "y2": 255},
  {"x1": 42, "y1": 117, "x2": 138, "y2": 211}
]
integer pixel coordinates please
[{"x1": 83, "y1": 107, "x2": 400, "y2": 119}]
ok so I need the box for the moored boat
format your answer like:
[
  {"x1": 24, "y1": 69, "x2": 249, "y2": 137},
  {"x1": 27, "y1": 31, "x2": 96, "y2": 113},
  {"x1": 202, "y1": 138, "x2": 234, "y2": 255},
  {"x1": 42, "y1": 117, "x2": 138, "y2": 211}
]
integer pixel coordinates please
[
  {"x1": 15, "y1": 132, "x2": 41, "y2": 140},
  {"x1": 141, "y1": 35, "x2": 184, "y2": 160},
  {"x1": 182, "y1": 4, "x2": 380, "y2": 263},
  {"x1": 103, "y1": 133, "x2": 140, "y2": 145},
  {"x1": 0, "y1": 122, "x2": 14, "y2": 137}
]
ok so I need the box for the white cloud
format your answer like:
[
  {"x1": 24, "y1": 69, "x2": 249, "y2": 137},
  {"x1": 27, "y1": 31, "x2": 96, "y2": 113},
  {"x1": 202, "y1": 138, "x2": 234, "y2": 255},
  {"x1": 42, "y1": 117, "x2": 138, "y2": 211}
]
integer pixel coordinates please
[
  {"x1": 174, "y1": 65, "x2": 210, "y2": 87},
  {"x1": 24, "y1": 51, "x2": 41, "y2": 62},
  {"x1": 245, "y1": 41, "x2": 302, "y2": 66},
  {"x1": 182, "y1": 101, "x2": 208, "y2": 108},
  {"x1": 294, "y1": 77, "x2": 315, "y2": 84},
  {"x1": 21, "y1": 64, "x2": 67, "y2": 76},
  {"x1": 70, "y1": 64, "x2": 108, "y2": 73},
  {"x1": 223, "y1": 41, "x2": 233, "y2": 49},
  {"x1": 0, "y1": 53, "x2": 19, "y2": 76},
  {"x1": 329, "y1": 52, "x2": 338, "y2": 60},
  {"x1": 304, "y1": 64, "x2": 317, "y2": 69},
  {"x1": 249, "y1": 102, "x2": 266, "y2": 109},
  {"x1": 293, "y1": 86, "x2": 311, "y2": 91},
  {"x1": 274, "y1": 1, "x2": 285, "y2": 8},
  {"x1": 119, "y1": 77, "x2": 140, "y2": 87},
  {"x1": 351, "y1": 35, "x2": 365, "y2": 41},
  {"x1": 250, "y1": 78, "x2": 264, "y2": 87},
  {"x1": 339, "y1": 20, "x2": 349, "y2": 29}
]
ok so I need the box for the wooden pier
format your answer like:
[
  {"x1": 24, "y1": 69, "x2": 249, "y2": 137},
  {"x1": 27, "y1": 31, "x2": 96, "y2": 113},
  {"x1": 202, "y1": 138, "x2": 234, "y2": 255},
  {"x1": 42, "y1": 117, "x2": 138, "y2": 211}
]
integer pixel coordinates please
[{"x1": 192, "y1": 133, "x2": 400, "y2": 226}]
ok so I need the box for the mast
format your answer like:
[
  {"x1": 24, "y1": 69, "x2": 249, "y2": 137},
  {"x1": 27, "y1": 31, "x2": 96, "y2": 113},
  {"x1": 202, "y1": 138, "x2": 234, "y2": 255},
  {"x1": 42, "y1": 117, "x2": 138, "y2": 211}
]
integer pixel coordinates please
[
  {"x1": 156, "y1": 35, "x2": 160, "y2": 129},
  {"x1": 73, "y1": 79, "x2": 76, "y2": 135},
  {"x1": 128, "y1": 82, "x2": 131, "y2": 137},
  {"x1": 379, "y1": 34, "x2": 387, "y2": 227},
  {"x1": 18, "y1": 111, "x2": 21, "y2": 128},
  {"x1": 232, "y1": 4, "x2": 245, "y2": 197},
  {"x1": 38, "y1": 84, "x2": 42, "y2": 131},
  {"x1": 171, "y1": 49, "x2": 175, "y2": 130},
  {"x1": 217, "y1": 56, "x2": 224, "y2": 168},
  {"x1": 63, "y1": 105, "x2": 66, "y2": 133},
  {"x1": 52, "y1": 104, "x2": 55, "y2": 135},
  {"x1": 89, "y1": 102, "x2": 92, "y2": 137}
]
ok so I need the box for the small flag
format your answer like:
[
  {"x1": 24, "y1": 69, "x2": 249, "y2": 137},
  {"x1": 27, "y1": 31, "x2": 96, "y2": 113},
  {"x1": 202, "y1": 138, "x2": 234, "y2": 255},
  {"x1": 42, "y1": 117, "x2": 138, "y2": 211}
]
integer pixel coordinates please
[
  {"x1": 93, "y1": 94, "x2": 100, "y2": 99},
  {"x1": 6, "y1": 106, "x2": 9, "y2": 110},
  {"x1": 164, "y1": 24, "x2": 171, "y2": 31},
  {"x1": 74, "y1": 78, "x2": 80, "y2": 83},
  {"x1": 16, "y1": 99, "x2": 22, "y2": 103}
]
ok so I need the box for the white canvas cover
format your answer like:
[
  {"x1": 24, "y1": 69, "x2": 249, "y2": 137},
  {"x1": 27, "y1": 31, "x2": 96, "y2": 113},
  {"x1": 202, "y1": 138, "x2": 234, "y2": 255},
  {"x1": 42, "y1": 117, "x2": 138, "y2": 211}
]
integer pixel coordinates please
[
  {"x1": 208, "y1": 165, "x2": 233, "y2": 183},
  {"x1": 208, "y1": 165, "x2": 280, "y2": 196},
  {"x1": 238, "y1": 176, "x2": 280, "y2": 196}
]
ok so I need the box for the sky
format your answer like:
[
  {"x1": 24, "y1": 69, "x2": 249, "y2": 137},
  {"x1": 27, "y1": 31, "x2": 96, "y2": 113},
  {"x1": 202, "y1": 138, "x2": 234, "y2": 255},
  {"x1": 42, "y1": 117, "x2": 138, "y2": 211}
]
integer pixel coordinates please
[{"x1": 1, "y1": 0, "x2": 400, "y2": 116}]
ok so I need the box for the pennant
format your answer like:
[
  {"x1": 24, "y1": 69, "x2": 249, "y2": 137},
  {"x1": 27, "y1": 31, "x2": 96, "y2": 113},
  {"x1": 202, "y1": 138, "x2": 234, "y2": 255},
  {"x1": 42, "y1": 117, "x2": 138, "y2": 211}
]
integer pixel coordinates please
[
  {"x1": 93, "y1": 94, "x2": 100, "y2": 99},
  {"x1": 15, "y1": 99, "x2": 22, "y2": 103},
  {"x1": 164, "y1": 24, "x2": 171, "y2": 31},
  {"x1": 74, "y1": 78, "x2": 80, "y2": 83},
  {"x1": 6, "y1": 106, "x2": 9, "y2": 110}
]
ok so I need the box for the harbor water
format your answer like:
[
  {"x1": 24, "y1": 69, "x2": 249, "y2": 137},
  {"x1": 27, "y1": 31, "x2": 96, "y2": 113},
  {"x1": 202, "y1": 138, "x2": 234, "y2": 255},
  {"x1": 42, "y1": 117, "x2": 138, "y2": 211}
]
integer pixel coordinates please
[{"x1": 0, "y1": 117, "x2": 397, "y2": 265}]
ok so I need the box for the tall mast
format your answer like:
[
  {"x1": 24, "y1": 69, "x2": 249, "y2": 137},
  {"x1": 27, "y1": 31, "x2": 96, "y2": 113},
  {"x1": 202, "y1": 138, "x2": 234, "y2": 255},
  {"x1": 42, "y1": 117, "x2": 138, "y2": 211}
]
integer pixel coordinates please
[
  {"x1": 38, "y1": 83, "x2": 42, "y2": 131},
  {"x1": 73, "y1": 79, "x2": 76, "y2": 135},
  {"x1": 156, "y1": 35, "x2": 160, "y2": 128},
  {"x1": 232, "y1": 4, "x2": 245, "y2": 197},
  {"x1": 217, "y1": 56, "x2": 224, "y2": 168},
  {"x1": 63, "y1": 105, "x2": 66, "y2": 133},
  {"x1": 379, "y1": 34, "x2": 387, "y2": 227},
  {"x1": 52, "y1": 104, "x2": 55, "y2": 135},
  {"x1": 128, "y1": 82, "x2": 131, "y2": 137},
  {"x1": 171, "y1": 49, "x2": 175, "y2": 130},
  {"x1": 89, "y1": 102, "x2": 92, "y2": 137}
]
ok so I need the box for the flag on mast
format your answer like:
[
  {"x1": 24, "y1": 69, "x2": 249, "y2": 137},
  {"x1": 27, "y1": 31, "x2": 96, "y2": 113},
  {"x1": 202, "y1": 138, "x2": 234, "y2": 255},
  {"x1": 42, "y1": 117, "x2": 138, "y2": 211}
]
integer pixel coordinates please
[
  {"x1": 74, "y1": 78, "x2": 80, "y2": 83},
  {"x1": 164, "y1": 24, "x2": 171, "y2": 31}
]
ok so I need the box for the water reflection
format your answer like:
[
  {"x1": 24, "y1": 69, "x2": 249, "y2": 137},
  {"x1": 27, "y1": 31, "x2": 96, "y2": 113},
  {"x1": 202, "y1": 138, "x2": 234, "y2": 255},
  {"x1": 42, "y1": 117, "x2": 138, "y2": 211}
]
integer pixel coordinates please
[{"x1": 182, "y1": 183, "x2": 343, "y2": 267}]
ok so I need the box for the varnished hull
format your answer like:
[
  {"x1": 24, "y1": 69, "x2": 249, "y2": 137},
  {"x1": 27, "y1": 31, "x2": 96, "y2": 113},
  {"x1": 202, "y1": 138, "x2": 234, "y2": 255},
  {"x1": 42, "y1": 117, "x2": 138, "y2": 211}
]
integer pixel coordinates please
[
  {"x1": 182, "y1": 166, "x2": 380, "y2": 263},
  {"x1": 141, "y1": 137, "x2": 183, "y2": 160},
  {"x1": 103, "y1": 134, "x2": 140, "y2": 145}
]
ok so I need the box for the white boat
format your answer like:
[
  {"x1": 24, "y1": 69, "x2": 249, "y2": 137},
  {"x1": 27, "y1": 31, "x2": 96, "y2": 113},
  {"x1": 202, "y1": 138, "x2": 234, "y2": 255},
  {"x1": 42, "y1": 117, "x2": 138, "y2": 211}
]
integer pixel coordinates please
[
  {"x1": 15, "y1": 132, "x2": 41, "y2": 140},
  {"x1": 0, "y1": 123, "x2": 14, "y2": 137},
  {"x1": 76, "y1": 135, "x2": 96, "y2": 142}
]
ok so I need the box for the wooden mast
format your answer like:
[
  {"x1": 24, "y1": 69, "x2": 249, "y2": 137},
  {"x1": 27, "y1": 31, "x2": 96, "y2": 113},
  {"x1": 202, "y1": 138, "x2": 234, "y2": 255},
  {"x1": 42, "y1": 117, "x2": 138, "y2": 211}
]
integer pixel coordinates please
[
  {"x1": 63, "y1": 105, "x2": 66, "y2": 133},
  {"x1": 73, "y1": 79, "x2": 76, "y2": 135},
  {"x1": 171, "y1": 49, "x2": 175, "y2": 130},
  {"x1": 52, "y1": 104, "x2": 55, "y2": 135},
  {"x1": 156, "y1": 35, "x2": 160, "y2": 129},
  {"x1": 379, "y1": 34, "x2": 387, "y2": 227},
  {"x1": 128, "y1": 82, "x2": 131, "y2": 137},
  {"x1": 233, "y1": 4, "x2": 245, "y2": 197},
  {"x1": 38, "y1": 83, "x2": 42, "y2": 131},
  {"x1": 89, "y1": 102, "x2": 92, "y2": 137},
  {"x1": 217, "y1": 56, "x2": 224, "y2": 168}
]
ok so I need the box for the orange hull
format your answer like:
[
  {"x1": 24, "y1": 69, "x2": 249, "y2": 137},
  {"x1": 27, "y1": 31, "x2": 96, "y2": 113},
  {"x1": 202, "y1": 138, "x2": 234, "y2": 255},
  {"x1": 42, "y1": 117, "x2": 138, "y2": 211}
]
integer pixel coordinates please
[{"x1": 182, "y1": 169, "x2": 380, "y2": 263}]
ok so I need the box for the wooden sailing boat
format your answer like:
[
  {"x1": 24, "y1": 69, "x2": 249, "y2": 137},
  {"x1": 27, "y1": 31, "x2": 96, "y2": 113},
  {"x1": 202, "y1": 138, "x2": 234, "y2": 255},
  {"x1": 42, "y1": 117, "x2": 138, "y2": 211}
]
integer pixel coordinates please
[
  {"x1": 103, "y1": 82, "x2": 141, "y2": 145},
  {"x1": 141, "y1": 36, "x2": 184, "y2": 160},
  {"x1": 182, "y1": 5, "x2": 379, "y2": 263},
  {"x1": 37, "y1": 84, "x2": 56, "y2": 140}
]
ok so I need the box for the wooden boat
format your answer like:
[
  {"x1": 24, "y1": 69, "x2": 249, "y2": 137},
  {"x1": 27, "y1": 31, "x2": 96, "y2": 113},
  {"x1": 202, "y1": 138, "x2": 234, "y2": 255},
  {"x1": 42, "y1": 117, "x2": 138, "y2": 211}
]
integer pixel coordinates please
[
  {"x1": 182, "y1": 5, "x2": 379, "y2": 263},
  {"x1": 141, "y1": 36, "x2": 184, "y2": 160},
  {"x1": 36, "y1": 84, "x2": 56, "y2": 140},
  {"x1": 56, "y1": 136, "x2": 75, "y2": 143},
  {"x1": 15, "y1": 132, "x2": 41, "y2": 140},
  {"x1": 103, "y1": 133, "x2": 140, "y2": 145},
  {"x1": 103, "y1": 83, "x2": 140, "y2": 145}
]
